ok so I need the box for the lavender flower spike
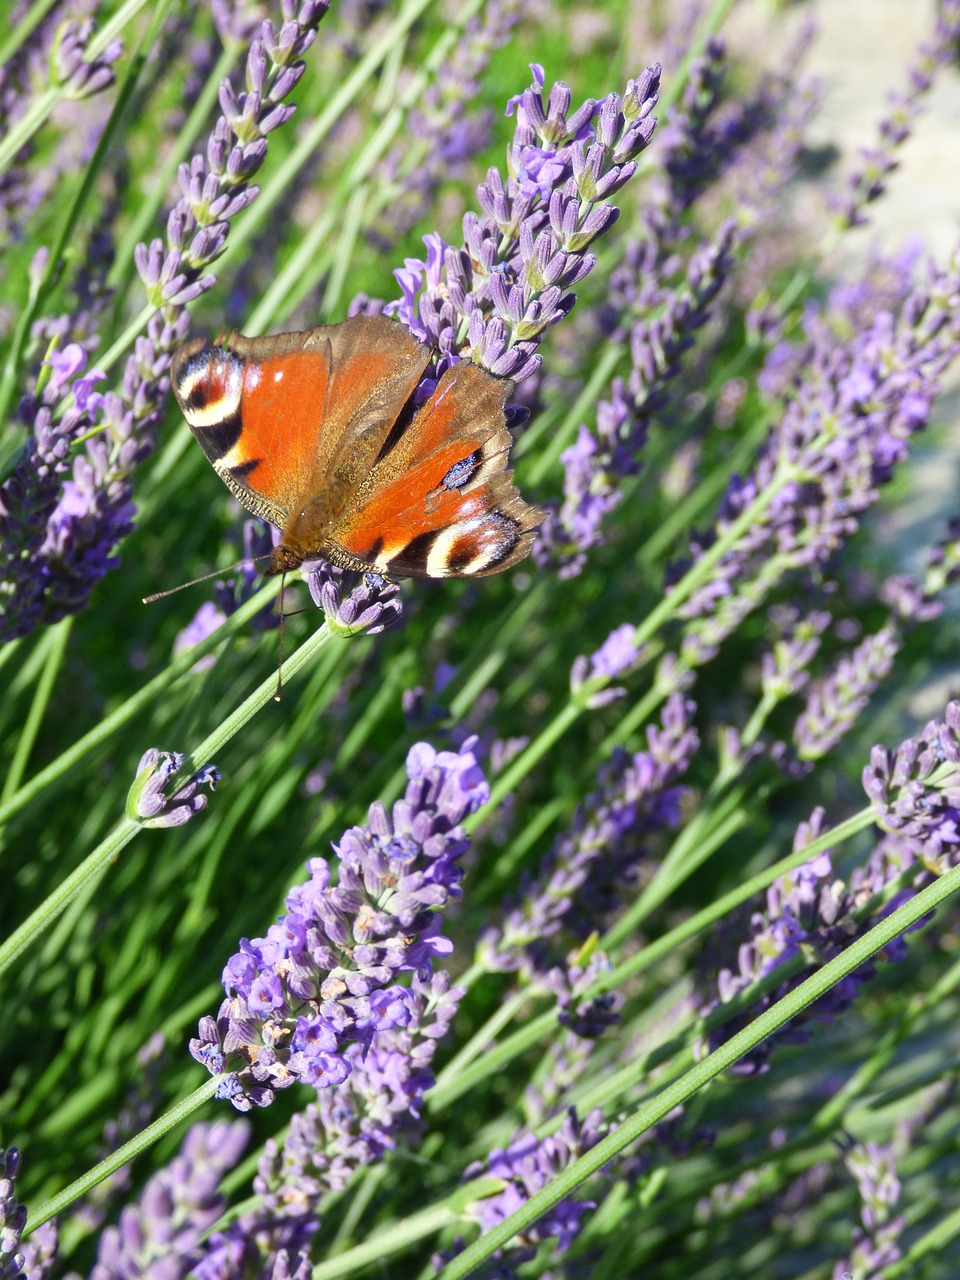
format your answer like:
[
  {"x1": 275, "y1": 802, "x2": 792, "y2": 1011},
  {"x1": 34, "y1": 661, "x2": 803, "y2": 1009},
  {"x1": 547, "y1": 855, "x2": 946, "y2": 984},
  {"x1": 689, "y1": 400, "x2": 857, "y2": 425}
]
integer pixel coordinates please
[
  {"x1": 306, "y1": 562, "x2": 402, "y2": 636},
  {"x1": 835, "y1": 0, "x2": 960, "y2": 228},
  {"x1": 190, "y1": 739, "x2": 488, "y2": 1111},
  {"x1": 126, "y1": 750, "x2": 221, "y2": 829},
  {"x1": 862, "y1": 702, "x2": 960, "y2": 863},
  {"x1": 135, "y1": 0, "x2": 331, "y2": 314},
  {"x1": 195, "y1": 974, "x2": 468, "y2": 1272},
  {"x1": 87, "y1": 1121, "x2": 249, "y2": 1280},
  {"x1": 832, "y1": 1139, "x2": 904, "y2": 1278},
  {"x1": 379, "y1": 64, "x2": 661, "y2": 383},
  {"x1": 0, "y1": 3, "x2": 330, "y2": 645},
  {"x1": 480, "y1": 694, "x2": 698, "y2": 980},
  {"x1": 456, "y1": 1109, "x2": 609, "y2": 1270},
  {"x1": 54, "y1": 18, "x2": 123, "y2": 100}
]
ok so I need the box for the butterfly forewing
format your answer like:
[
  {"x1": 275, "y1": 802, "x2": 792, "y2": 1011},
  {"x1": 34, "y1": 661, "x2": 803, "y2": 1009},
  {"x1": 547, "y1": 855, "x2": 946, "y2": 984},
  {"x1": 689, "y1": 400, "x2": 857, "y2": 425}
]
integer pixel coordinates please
[{"x1": 171, "y1": 316, "x2": 430, "y2": 533}]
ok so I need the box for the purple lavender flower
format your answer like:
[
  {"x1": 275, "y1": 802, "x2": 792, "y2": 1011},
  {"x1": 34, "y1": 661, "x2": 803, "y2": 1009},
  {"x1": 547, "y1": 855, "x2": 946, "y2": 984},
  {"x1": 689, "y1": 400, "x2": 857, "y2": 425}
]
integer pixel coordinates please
[
  {"x1": 793, "y1": 624, "x2": 901, "y2": 764},
  {"x1": 547, "y1": 951, "x2": 624, "y2": 1040},
  {"x1": 126, "y1": 750, "x2": 221, "y2": 829},
  {"x1": 834, "y1": 0, "x2": 960, "y2": 228},
  {"x1": 536, "y1": 24, "x2": 821, "y2": 576},
  {"x1": 0, "y1": 3, "x2": 330, "y2": 644},
  {"x1": 14, "y1": 1220, "x2": 57, "y2": 1280},
  {"x1": 569, "y1": 621, "x2": 641, "y2": 706},
  {"x1": 760, "y1": 607, "x2": 832, "y2": 703},
  {"x1": 861, "y1": 702, "x2": 960, "y2": 864},
  {"x1": 87, "y1": 1121, "x2": 250, "y2": 1280},
  {"x1": 369, "y1": 0, "x2": 527, "y2": 246},
  {"x1": 537, "y1": 221, "x2": 736, "y2": 574},
  {"x1": 370, "y1": 64, "x2": 661, "y2": 383},
  {"x1": 191, "y1": 971, "x2": 466, "y2": 1275},
  {"x1": 667, "y1": 250, "x2": 960, "y2": 671},
  {"x1": 654, "y1": 35, "x2": 728, "y2": 214},
  {"x1": 699, "y1": 809, "x2": 859, "y2": 1076},
  {"x1": 212, "y1": 0, "x2": 268, "y2": 47},
  {"x1": 53, "y1": 18, "x2": 124, "y2": 100},
  {"x1": 832, "y1": 1140, "x2": 904, "y2": 1278},
  {"x1": 190, "y1": 739, "x2": 487, "y2": 1110},
  {"x1": 458, "y1": 1109, "x2": 608, "y2": 1269},
  {"x1": 0, "y1": 343, "x2": 106, "y2": 639},
  {"x1": 136, "y1": 1, "x2": 329, "y2": 314},
  {"x1": 174, "y1": 601, "x2": 227, "y2": 672},
  {"x1": 305, "y1": 562, "x2": 402, "y2": 636},
  {"x1": 705, "y1": 705, "x2": 960, "y2": 1073},
  {"x1": 479, "y1": 695, "x2": 698, "y2": 980},
  {"x1": 0, "y1": 1147, "x2": 27, "y2": 1279}
]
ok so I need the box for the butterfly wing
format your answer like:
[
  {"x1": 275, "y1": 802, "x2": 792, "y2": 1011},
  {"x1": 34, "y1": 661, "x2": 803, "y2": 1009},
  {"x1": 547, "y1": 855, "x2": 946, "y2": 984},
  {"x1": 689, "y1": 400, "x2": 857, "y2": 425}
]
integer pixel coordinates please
[
  {"x1": 326, "y1": 360, "x2": 543, "y2": 578},
  {"x1": 171, "y1": 315, "x2": 431, "y2": 533}
]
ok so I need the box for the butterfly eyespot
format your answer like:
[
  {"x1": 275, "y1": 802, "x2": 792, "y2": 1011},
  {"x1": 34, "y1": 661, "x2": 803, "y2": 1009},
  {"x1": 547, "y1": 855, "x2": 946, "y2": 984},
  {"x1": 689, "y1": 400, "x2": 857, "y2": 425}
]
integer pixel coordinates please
[
  {"x1": 442, "y1": 451, "x2": 482, "y2": 490},
  {"x1": 174, "y1": 349, "x2": 244, "y2": 428}
]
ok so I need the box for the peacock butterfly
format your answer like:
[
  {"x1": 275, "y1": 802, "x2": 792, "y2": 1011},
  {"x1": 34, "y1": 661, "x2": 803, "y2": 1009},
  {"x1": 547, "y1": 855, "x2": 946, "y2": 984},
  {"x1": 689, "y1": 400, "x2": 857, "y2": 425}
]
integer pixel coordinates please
[{"x1": 170, "y1": 314, "x2": 542, "y2": 581}]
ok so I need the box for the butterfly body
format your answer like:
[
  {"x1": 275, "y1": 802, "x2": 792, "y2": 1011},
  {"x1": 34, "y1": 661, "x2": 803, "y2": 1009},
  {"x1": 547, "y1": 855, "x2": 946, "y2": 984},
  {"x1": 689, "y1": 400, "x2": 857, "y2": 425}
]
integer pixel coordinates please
[{"x1": 171, "y1": 315, "x2": 542, "y2": 580}]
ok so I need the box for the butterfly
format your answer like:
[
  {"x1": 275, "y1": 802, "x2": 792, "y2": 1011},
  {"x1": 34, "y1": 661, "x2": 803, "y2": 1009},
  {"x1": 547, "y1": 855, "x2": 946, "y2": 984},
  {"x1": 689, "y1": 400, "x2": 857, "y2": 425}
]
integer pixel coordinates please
[{"x1": 170, "y1": 314, "x2": 543, "y2": 581}]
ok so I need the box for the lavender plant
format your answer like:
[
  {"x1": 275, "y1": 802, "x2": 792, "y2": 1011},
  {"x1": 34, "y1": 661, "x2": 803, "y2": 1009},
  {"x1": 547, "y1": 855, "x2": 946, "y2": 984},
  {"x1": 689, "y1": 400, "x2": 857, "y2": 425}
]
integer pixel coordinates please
[{"x1": 5, "y1": 3, "x2": 960, "y2": 1280}]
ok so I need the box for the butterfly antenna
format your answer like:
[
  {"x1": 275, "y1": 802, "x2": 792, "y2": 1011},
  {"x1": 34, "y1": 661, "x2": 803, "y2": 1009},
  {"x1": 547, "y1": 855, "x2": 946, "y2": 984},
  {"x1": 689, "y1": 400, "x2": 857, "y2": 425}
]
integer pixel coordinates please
[
  {"x1": 142, "y1": 554, "x2": 273, "y2": 604},
  {"x1": 274, "y1": 571, "x2": 286, "y2": 701}
]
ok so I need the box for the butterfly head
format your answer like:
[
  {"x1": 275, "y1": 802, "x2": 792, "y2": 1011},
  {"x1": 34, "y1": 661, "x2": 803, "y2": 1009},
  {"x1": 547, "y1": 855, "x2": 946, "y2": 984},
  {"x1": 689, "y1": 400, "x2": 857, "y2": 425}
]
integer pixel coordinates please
[{"x1": 265, "y1": 541, "x2": 306, "y2": 577}]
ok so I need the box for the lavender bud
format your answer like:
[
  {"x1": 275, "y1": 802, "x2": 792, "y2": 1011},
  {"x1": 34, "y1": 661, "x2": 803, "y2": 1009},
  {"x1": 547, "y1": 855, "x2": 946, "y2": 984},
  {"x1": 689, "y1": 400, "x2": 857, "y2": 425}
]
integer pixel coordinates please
[{"x1": 127, "y1": 750, "x2": 221, "y2": 829}]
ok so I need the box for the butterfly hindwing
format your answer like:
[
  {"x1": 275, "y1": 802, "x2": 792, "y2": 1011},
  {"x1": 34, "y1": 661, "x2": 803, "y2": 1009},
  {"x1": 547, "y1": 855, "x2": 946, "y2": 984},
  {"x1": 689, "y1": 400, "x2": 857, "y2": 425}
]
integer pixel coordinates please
[{"x1": 327, "y1": 361, "x2": 543, "y2": 578}]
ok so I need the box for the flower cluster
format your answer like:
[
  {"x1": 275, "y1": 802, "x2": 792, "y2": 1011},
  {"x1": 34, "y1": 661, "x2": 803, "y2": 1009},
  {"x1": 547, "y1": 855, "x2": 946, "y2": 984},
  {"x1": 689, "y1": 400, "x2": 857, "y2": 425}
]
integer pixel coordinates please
[
  {"x1": 668, "y1": 250, "x2": 960, "y2": 670},
  {"x1": 305, "y1": 562, "x2": 402, "y2": 637},
  {"x1": 831, "y1": 1139, "x2": 904, "y2": 1278},
  {"x1": 0, "y1": 1147, "x2": 27, "y2": 1279},
  {"x1": 479, "y1": 695, "x2": 698, "y2": 979},
  {"x1": 457, "y1": 1109, "x2": 609, "y2": 1270},
  {"x1": 538, "y1": 221, "x2": 736, "y2": 574},
  {"x1": 760, "y1": 607, "x2": 832, "y2": 705},
  {"x1": 195, "y1": 970, "x2": 465, "y2": 1275},
  {"x1": 766, "y1": 522, "x2": 960, "y2": 770},
  {"x1": 862, "y1": 701, "x2": 960, "y2": 865},
  {"x1": 190, "y1": 739, "x2": 487, "y2": 1110},
  {"x1": 86, "y1": 1121, "x2": 250, "y2": 1280},
  {"x1": 136, "y1": 0, "x2": 329, "y2": 313},
  {"x1": 569, "y1": 620, "x2": 644, "y2": 705},
  {"x1": 263, "y1": 971, "x2": 462, "y2": 1198},
  {"x1": 0, "y1": 344, "x2": 106, "y2": 639},
  {"x1": 0, "y1": 2, "x2": 330, "y2": 645},
  {"x1": 793, "y1": 624, "x2": 901, "y2": 764},
  {"x1": 54, "y1": 17, "x2": 124, "y2": 101},
  {"x1": 704, "y1": 703, "x2": 960, "y2": 1074},
  {"x1": 126, "y1": 749, "x2": 221, "y2": 829},
  {"x1": 370, "y1": 63, "x2": 660, "y2": 383},
  {"x1": 537, "y1": 27, "x2": 820, "y2": 576},
  {"x1": 699, "y1": 810, "x2": 860, "y2": 1075},
  {"x1": 0, "y1": 11, "x2": 115, "y2": 248}
]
